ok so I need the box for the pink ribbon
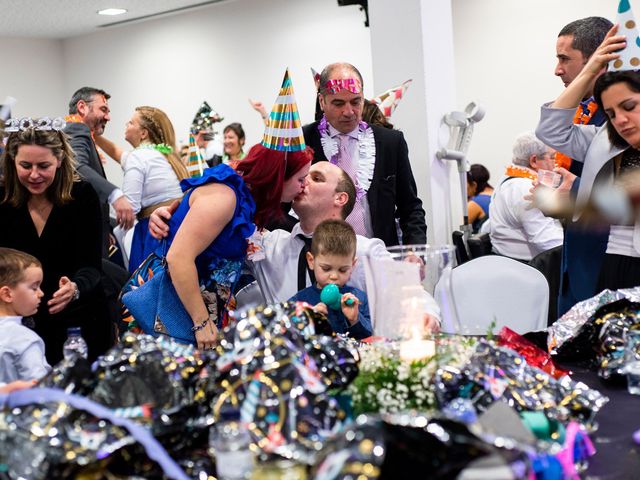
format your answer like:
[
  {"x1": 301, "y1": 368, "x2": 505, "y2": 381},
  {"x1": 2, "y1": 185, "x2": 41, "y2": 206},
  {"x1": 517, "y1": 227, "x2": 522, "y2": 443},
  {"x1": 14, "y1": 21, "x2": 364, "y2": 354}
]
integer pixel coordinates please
[{"x1": 324, "y1": 78, "x2": 362, "y2": 95}]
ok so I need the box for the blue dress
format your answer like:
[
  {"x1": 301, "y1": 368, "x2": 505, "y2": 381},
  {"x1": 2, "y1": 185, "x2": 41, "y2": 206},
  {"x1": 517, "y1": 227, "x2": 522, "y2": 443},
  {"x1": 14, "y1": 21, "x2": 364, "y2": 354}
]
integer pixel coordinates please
[
  {"x1": 122, "y1": 165, "x2": 256, "y2": 331},
  {"x1": 289, "y1": 285, "x2": 372, "y2": 340}
]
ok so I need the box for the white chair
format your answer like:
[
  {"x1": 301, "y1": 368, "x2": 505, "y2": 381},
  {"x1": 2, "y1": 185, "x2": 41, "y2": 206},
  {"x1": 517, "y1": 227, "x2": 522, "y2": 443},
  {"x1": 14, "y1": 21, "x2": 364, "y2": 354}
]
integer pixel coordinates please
[
  {"x1": 434, "y1": 255, "x2": 549, "y2": 335},
  {"x1": 235, "y1": 280, "x2": 266, "y2": 310}
]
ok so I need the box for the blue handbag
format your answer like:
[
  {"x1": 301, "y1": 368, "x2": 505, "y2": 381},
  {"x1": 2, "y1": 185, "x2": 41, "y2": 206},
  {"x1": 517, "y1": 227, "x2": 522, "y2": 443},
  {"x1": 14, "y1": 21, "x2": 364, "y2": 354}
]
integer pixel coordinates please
[{"x1": 121, "y1": 243, "x2": 196, "y2": 345}]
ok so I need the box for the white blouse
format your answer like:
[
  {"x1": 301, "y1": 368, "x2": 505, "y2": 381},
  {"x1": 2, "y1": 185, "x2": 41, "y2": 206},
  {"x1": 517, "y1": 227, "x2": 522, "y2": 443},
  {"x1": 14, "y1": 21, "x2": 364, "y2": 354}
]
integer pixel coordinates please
[{"x1": 120, "y1": 147, "x2": 183, "y2": 213}]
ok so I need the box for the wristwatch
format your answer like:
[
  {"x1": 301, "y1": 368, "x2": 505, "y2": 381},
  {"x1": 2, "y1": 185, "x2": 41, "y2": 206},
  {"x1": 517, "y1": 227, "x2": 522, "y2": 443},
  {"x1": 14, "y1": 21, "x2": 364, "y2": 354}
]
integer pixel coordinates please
[{"x1": 71, "y1": 283, "x2": 80, "y2": 302}]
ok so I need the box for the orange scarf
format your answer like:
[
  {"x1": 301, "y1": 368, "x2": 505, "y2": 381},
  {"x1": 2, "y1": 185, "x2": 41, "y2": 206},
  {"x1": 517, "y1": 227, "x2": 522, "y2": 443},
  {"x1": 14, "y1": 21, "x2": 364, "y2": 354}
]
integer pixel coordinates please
[
  {"x1": 64, "y1": 114, "x2": 106, "y2": 164},
  {"x1": 555, "y1": 100, "x2": 599, "y2": 170}
]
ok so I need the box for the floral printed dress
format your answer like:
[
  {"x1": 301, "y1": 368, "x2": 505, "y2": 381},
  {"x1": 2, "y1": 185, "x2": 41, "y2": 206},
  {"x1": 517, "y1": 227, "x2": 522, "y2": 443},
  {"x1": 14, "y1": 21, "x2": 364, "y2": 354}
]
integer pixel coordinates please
[{"x1": 121, "y1": 164, "x2": 256, "y2": 333}]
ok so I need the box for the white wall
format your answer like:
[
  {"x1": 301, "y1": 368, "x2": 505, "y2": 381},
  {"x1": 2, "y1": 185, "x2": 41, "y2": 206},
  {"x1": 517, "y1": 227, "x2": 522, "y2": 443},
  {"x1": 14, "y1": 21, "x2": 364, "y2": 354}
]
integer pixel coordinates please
[
  {"x1": 1, "y1": 0, "x2": 621, "y2": 240},
  {"x1": 61, "y1": 0, "x2": 373, "y2": 184},
  {"x1": 0, "y1": 37, "x2": 66, "y2": 117},
  {"x1": 453, "y1": 0, "x2": 611, "y2": 186}
]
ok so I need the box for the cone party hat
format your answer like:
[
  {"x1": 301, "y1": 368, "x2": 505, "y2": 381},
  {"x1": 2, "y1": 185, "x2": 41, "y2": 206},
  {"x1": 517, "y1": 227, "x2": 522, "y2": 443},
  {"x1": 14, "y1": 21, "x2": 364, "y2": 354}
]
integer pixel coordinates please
[{"x1": 261, "y1": 69, "x2": 306, "y2": 152}]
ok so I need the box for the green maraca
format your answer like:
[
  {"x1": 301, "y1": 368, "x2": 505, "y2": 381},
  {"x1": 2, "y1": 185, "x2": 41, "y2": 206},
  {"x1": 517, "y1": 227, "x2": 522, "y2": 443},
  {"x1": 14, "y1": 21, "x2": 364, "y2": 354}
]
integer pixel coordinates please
[{"x1": 320, "y1": 284, "x2": 355, "y2": 310}]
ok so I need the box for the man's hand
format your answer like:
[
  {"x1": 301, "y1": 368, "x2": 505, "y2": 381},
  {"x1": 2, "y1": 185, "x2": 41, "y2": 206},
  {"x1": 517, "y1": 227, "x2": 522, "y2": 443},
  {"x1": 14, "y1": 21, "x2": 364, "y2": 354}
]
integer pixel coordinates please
[
  {"x1": 148, "y1": 199, "x2": 180, "y2": 240},
  {"x1": 48, "y1": 276, "x2": 77, "y2": 314},
  {"x1": 526, "y1": 167, "x2": 576, "y2": 217},
  {"x1": 113, "y1": 195, "x2": 135, "y2": 230},
  {"x1": 424, "y1": 314, "x2": 440, "y2": 334}
]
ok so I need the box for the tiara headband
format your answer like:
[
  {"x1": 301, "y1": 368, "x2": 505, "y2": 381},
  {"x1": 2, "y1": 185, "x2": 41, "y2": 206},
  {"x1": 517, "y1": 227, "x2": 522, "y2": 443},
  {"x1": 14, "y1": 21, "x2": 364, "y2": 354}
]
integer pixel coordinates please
[
  {"x1": 4, "y1": 117, "x2": 67, "y2": 133},
  {"x1": 324, "y1": 78, "x2": 362, "y2": 95}
]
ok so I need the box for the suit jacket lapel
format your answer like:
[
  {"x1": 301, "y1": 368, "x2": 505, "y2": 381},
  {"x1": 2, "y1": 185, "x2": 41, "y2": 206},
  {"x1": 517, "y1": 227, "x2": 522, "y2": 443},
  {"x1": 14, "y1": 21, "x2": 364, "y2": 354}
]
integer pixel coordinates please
[{"x1": 309, "y1": 124, "x2": 328, "y2": 161}]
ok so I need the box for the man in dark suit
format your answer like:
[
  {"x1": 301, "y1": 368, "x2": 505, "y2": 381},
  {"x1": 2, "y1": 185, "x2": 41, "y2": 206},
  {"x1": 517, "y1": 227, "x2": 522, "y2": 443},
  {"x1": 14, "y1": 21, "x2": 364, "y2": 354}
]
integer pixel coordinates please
[
  {"x1": 65, "y1": 88, "x2": 132, "y2": 331},
  {"x1": 64, "y1": 87, "x2": 134, "y2": 256},
  {"x1": 302, "y1": 63, "x2": 426, "y2": 246}
]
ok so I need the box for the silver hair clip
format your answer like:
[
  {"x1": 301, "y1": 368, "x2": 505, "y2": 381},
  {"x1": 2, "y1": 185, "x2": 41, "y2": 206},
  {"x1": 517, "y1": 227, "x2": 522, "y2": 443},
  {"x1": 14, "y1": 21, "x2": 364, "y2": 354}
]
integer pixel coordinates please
[{"x1": 4, "y1": 116, "x2": 67, "y2": 133}]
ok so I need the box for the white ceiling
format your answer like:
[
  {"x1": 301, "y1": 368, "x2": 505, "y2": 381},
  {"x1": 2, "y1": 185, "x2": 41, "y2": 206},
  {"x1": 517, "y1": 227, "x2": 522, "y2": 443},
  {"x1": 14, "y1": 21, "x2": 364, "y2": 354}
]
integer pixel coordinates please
[{"x1": 0, "y1": 0, "x2": 226, "y2": 39}]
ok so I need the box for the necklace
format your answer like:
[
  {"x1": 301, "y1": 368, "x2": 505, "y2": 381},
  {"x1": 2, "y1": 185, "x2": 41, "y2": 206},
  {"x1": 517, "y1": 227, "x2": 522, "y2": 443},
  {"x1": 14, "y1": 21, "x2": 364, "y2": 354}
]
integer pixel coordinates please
[
  {"x1": 504, "y1": 165, "x2": 537, "y2": 181},
  {"x1": 135, "y1": 142, "x2": 173, "y2": 154},
  {"x1": 318, "y1": 115, "x2": 375, "y2": 200}
]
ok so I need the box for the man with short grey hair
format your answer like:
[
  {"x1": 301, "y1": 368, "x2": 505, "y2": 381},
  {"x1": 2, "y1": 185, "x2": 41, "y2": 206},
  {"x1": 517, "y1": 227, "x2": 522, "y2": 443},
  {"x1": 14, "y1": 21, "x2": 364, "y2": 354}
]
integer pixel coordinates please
[{"x1": 488, "y1": 132, "x2": 563, "y2": 261}]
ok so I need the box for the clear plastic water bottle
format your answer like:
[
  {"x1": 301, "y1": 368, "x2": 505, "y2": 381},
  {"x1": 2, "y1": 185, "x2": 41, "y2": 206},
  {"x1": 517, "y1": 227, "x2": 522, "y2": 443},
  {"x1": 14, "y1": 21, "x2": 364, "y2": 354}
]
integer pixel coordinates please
[
  {"x1": 209, "y1": 409, "x2": 254, "y2": 480},
  {"x1": 62, "y1": 327, "x2": 88, "y2": 361}
]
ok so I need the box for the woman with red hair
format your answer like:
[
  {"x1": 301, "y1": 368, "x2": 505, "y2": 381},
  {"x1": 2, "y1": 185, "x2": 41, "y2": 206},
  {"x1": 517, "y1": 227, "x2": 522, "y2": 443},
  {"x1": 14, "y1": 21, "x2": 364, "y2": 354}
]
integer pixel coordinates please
[
  {"x1": 236, "y1": 144, "x2": 313, "y2": 228},
  {"x1": 124, "y1": 144, "x2": 312, "y2": 350}
]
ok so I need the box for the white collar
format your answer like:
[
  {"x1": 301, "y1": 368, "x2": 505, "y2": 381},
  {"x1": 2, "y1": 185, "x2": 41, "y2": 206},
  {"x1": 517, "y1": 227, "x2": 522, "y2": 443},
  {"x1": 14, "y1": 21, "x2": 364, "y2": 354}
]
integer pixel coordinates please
[
  {"x1": 0, "y1": 316, "x2": 23, "y2": 325},
  {"x1": 291, "y1": 222, "x2": 312, "y2": 238}
]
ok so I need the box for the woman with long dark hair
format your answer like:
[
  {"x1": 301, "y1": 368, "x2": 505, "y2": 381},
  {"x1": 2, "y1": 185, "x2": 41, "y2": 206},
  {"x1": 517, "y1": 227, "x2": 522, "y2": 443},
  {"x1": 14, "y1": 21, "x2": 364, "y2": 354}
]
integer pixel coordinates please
[{"x1": 537, "y1": 26, "x2": 640, "y2": 290}]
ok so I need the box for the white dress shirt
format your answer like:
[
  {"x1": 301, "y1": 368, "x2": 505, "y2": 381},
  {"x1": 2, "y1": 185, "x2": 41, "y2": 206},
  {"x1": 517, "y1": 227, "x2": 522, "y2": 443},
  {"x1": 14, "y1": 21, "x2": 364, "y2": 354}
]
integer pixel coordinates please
[
  {"x1": 489, "y1": 174, "x2": 563, "y2": 261},
  {"x1": 0, "y1": 316, "x2": 50, "y2": 384},
  {"x1": 120, "y1": 148, "x2": 184, "y2": 214},
  {"x1": 249, "y1": 223, "x2": 440, "y2": 319}
]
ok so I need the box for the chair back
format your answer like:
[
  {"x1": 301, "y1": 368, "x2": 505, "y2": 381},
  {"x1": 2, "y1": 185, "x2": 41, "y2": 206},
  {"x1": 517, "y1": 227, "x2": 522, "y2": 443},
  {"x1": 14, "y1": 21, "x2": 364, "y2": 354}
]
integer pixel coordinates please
[
  {"x1": 235, "y1": 280, "x2": 265, "y2": 309},
  {"x1": 467, "y1": 233, "x2": 493, "y2": 259},
  {"x1": 452, "y1": 231, "x2": 470, "y2": 265},
  {"x1": 435, "y1": 255, "x2": 549, "y2": 335}
]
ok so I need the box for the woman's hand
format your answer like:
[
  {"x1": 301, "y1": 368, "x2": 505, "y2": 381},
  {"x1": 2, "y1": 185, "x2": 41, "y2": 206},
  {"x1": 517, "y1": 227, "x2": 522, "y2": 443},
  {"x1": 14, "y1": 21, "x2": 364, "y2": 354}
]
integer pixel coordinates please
[
  {"x1": 148, "y1": 199, "x2": 180, "y2": 239},
  {"x1": 48, "y1": 276, "x2": 77, "y2": 314},
  {"x1": 195, "y1": 320, "x2": 219, "y2": 350}
]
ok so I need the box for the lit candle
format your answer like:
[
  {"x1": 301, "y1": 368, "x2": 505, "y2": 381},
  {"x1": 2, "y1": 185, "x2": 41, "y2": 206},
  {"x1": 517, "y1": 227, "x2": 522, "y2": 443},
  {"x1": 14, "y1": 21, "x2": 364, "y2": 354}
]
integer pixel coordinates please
[{"x1": 399, "y1": 338, "x2": 436, "y2": 362}]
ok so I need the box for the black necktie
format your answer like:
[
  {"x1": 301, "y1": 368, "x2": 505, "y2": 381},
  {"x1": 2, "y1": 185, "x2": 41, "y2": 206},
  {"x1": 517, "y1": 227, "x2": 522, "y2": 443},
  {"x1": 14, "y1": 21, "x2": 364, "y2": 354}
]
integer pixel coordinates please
[{"x1": 297, "y1": 234, "x2": 315, "y2": 290}]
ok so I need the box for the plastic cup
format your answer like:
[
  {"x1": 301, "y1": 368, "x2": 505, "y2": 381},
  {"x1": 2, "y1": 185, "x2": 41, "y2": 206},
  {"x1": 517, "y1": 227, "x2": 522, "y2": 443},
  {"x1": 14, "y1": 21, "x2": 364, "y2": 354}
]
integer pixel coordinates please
[{"x1": 537, "y1": 169, "x2": 562, "y2": 188}]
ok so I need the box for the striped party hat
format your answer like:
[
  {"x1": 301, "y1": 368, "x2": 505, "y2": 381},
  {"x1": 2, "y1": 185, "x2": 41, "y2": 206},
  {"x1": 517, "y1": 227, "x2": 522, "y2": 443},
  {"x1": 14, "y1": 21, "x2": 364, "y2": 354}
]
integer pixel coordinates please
[
  {"x1": 186, "y1": 133, "x2": 205, "y2": 178},
  {"x1": 370, "y1": 79, "x2": 412, "y2": 119},
  {"x1": 261, "y1": 69, "x2": 306, "y2": 152},
  {"x1": 611, "y1": 0, "x2": 640, "y2": 71}
]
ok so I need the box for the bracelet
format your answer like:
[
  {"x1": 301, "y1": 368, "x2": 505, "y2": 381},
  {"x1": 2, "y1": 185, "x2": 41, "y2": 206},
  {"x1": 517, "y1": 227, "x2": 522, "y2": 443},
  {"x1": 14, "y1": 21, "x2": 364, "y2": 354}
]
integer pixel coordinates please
[{"x1": 191, "y1": 318, "x2": 209, "y2": 332}]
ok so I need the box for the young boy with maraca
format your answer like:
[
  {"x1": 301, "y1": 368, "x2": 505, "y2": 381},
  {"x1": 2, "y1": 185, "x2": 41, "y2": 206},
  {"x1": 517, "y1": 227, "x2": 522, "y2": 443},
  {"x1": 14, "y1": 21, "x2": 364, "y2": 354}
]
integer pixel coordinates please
[{"x1": 289, "y1": 220, "x2": 371, "y2": 339}]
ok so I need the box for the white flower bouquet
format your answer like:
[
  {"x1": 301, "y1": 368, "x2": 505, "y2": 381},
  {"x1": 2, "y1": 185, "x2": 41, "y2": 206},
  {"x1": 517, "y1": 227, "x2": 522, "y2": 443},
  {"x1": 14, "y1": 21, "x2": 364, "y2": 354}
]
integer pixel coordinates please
[{"x1": 349, "y1": 336, "x2": 477, "y2": 415}]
